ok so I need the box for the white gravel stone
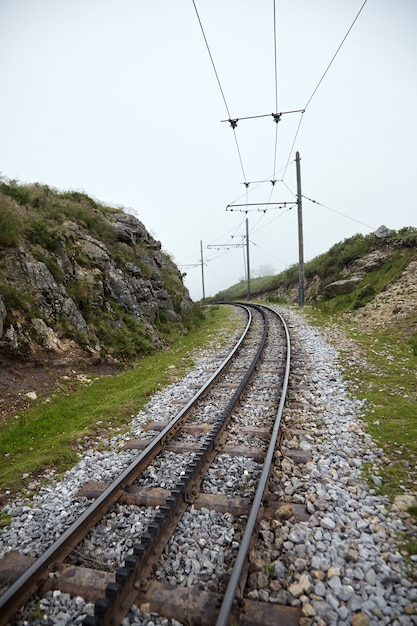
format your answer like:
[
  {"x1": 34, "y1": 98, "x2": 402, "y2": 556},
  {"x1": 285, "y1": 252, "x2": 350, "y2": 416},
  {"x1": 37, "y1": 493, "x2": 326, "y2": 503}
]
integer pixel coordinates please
[{"x1": 1, "y1": 306, "x2": 416, "y2": 625}]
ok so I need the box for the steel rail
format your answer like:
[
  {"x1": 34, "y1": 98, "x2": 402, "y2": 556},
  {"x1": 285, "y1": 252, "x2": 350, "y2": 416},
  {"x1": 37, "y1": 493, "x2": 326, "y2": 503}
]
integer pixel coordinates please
[
  {"x1": 86, "y1": 304, "x2": 270, "y2": 625},
  {"x1": 215, "y1": 305, "x2": 291, "y2": 626},
  {"x1": 0, "y1": 305, "x2": 253, "y2": 626}
]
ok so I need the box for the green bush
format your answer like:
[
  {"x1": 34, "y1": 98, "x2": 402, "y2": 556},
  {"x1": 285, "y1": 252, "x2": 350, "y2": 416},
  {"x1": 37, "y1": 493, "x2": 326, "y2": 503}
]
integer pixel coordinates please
[
  {"x1": 0, "y1": 198, "x2": 22, "y2": 247},
  {"x1": 0, "y1": 181, "x2": 32, "y2": 205},
  {"x1": 94, "y1": 317, "x2": 154, "y2": 360},
  {"x1": 0, "y1": 283, "x2": 31, "y2": 309},
  {"x1": 40, "y1": 256, "x2": 65, "y2": 283},
  {"x1": 25, "y1": 219, "x2": 61, "y2": 252},
  {"x1": 66, "y1": 281, "x2": 94, "y2": 316},
  {"x1": 352, "y1": 283, "x2": 375, "y2": 310}
]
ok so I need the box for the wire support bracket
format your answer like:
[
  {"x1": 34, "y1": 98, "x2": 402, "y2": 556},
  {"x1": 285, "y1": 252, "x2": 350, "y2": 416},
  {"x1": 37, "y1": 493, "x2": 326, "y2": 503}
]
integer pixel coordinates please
[
  {"x1": 226, "y1": 201, "x2": 296, "y2": 212},
  {"x1": 221, "y1": 109, "x2": 305, "y2": 128},
  {"x1": 241, "y1": 179, "x2": 279, "y2": 187},
  {"x1": 207, "y1": 243, "x2": 244, "y2": 250}
]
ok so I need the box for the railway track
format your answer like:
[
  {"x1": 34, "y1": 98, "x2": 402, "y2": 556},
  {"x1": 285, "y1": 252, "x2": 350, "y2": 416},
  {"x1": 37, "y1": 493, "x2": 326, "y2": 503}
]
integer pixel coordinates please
[{"x1": 0, "y1": 303, "x2": 300, "y2": 625}]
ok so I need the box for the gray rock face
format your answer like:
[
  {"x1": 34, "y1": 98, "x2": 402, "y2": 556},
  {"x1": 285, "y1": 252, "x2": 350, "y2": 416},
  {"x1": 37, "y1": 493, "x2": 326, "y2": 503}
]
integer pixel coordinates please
[
  {"x1": 0, "y1": 205, "x2": 192, "y2": 361},
  {"x1": 324, "y1": 277, "x2": 362, "y2": 297}
]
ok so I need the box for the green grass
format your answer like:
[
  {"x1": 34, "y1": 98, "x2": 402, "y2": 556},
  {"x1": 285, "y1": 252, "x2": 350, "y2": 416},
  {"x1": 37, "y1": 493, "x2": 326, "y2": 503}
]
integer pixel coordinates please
[
  {"x1": 0, "y1": 196, "x2": 22, "y2": 247},
  {"x1": 0, "y1": 179, "x2": 192, "y2": 362},
  {"x1": 0, "y1": 305, "x2": 240, "y2": 496},
  {"x1": 307, "y1": 307, "x2": 417, "y2": 502},
  {"x1": 343, "y1": 330, "x2": 417, "y2": 499},
  {"x1": 314, "y1": 249, "x2": 416, "y2": 316},
  {"x1": 211, "y1": 229, "x2": 417, "y2": 304}
]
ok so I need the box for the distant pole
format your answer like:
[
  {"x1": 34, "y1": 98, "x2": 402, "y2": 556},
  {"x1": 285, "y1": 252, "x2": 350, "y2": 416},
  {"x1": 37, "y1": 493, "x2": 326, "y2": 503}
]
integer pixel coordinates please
[
  {"x1": 296, "y1": 151, "x2": 305, "y2": 306},
  {"x1": 245, "y1": 217, "x2": 251, "y2": 300},
  {"x1": 200, "y1": 240, "x2": 206, "y2": 303},
  {"x1": 242, "y1": 235, "x2": 247, "y2": 280}
]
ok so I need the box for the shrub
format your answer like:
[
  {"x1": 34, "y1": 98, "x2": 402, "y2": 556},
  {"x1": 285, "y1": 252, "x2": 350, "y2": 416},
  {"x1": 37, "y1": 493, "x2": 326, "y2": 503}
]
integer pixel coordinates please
[
  {"x1": 0, "y1": 283, "x2": 31, "y2": 310},
  {"x1": 25, "y1": 219, "x2": 61, "y2": 252},
  {"x1": 0, "y1": 197, "x2": 22, "y2": 247},
  {"x1": 40, "y1": 256, "x2": 65, "y2": 283},
  {"x1": 0, "y1": 181, "x2": 32, "y2": 205}
]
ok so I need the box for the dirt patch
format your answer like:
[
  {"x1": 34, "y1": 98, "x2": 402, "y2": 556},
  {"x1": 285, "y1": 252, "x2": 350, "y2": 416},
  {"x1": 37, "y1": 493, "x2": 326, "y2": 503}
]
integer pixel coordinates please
[{"x1": 0, "y1": 353, "x2": 121, "y2": 425}]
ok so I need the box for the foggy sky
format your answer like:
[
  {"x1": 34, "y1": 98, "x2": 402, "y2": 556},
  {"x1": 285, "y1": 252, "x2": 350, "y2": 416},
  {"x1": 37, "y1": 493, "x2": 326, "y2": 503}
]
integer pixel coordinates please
[{"x1": 1, "y1": 0, "x2": 416, "y2": 300}]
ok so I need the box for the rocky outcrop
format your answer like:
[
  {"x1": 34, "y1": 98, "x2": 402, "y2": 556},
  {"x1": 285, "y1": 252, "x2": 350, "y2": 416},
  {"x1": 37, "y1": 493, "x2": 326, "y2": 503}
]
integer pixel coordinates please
[
  {"x1": 324, "y1": 277, "x2": 362, "y2": 297},
  {"x1": 374, "y1": 224, "x2": 392, "y2": 238},
  {"x1": 259, "y1": 229, "x2": 416, "y2": 309},
  {"x1": 0, "y1": 183, "x2": 192, "y2": 362},
  {"x1": 349, "y1": 257, "x2": 417, "y2": 334}
]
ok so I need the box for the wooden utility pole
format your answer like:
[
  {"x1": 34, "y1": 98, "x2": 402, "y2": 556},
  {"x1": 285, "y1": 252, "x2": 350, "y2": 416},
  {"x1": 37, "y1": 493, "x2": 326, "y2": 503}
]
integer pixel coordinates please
[
  {"x1": 245, "y1": 217, "x2": 251, "y2": 300},
  {"x1": 296, "y1": 151, "x2": 305, "y2": 306},
  {"x1": 200, "y1": 240, "x2": 206, "y2": 303}
]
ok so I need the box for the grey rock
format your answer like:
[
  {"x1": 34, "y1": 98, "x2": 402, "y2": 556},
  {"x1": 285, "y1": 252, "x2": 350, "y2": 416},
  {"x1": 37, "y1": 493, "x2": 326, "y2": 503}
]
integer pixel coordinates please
[
  {"x1": 324, "y1": 277, "x2": 362, "y2": 297},
  {"x1": 374, "y1": 224, "x2": 392, "y2": 238},
  {"x1": 0, "y1": 207, "x2": 192, "y2": 359}
]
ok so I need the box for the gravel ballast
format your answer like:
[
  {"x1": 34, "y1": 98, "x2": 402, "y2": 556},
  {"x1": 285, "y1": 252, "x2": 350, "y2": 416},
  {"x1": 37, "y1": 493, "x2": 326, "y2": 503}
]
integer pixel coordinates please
[{"x1": 1, "y1": 306, "x2": 416, "y2": 625}]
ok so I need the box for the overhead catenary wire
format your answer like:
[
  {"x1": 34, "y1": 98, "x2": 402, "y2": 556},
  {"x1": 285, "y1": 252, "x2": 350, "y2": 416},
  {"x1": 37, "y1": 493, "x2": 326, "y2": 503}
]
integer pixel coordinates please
[
  {"x1": 192, "y1": 0, "x2": 302, "y2": 212},
  {"x1": 220, "y1": 109, "x2": 304, "y2": 126},
  {"x1": 187, "y1": 1, "x2": 371, "y2": 297},
  {"x1": 247, "y1": 204, "x2": 291, "y2": 242},
  {"x1": 303, "y1": 195, "x2": 376, "y2": 230},
  {"x1": 226, "y1": 202, "x2": 296, "y2": 212},
  {"x1": 249, "y1": 238, "x2": 290, "y2": 269},
  {"x1": 250, "y1": 205, "x2": 295, "y2": 236},
  {"x1": 282, "y1": 0, "x2": 368, "y2": 180},
  {"x1": 282, "y1": 112, "x2": 305, "y2": 180},
  {"x1": 180, "y1": 213, "x2": 248, "y2": 271},
  {"x1": 191, "y1": 0, "x2": 248, "y2": 183},
  {"x1": 193, "y1": 0, "x2": 369, "y2": 193},
  {"x1": 229, "y1": 162, "x2": 292, "y2": 208},
  {"x1": 303, "y1": 0, "x2": 369, "y2": 111},
  {"x1": 273, "y1": 0, "x2": 279, "y2": 116},
  {"x1": 272, "y1": 0, "x2": 280, "y2": 179}
]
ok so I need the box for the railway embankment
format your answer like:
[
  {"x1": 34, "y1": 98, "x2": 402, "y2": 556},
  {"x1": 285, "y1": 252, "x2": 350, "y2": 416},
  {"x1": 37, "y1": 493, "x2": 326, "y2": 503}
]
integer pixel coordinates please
[{"x1": 1, "y1": 305, "x2": 416, "y2": 625}]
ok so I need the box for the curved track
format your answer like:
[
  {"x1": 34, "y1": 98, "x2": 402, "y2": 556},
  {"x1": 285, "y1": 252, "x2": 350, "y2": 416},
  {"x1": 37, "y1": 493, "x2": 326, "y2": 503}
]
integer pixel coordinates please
[{"x1": 0, "y1": 303, "x2": 293, "y2": 626}]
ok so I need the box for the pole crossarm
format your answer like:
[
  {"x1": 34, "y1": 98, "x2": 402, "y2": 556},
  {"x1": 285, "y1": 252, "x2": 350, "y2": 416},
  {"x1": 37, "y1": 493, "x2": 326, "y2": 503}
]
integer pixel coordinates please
[
  {"x1": 221, "y1": 108, "x2": 305, "y2": 128},
  {"x1": 207, "y1": 243, "x2": 244, "y2": 250},
  {"x1": 226, "y1": 201, "x2": 296, "y2": 212},
  {"x1": 241, "y1": 179, "x2": 279, "y2": 186}
]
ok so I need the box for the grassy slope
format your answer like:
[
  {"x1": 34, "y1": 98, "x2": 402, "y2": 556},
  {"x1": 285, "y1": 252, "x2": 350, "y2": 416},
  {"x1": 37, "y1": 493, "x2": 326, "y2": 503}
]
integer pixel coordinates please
[
  {"x1": 0, "y1": 181, "x2": 190, "y2": 360},
  {"x1": 212, "y1": 229, "x2": 417, "y2": 308},
  {"x1": 0, "y1": 305, "x2": 240, "y2": 497}
]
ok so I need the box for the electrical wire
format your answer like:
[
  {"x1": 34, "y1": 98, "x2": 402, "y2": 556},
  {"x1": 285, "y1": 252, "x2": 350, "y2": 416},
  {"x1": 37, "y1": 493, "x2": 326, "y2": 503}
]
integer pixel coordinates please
[
  {"x1": 282, "y1": 0, "x2": 368, "y2": 180},
  {"x1": 282, "y1": 113, "x2": 304, "y2": 180},
  {"x1": 228, "y1": 163, "x2": 290, "y2": 208},
  {"x1": 249, "y1": 238, "x2": 290, "y2": 269},
  {"x1": 303, "y1": 195, "x2": 376, "y2": 230},
  {"x1": 191, "y1": 0, "x2": 248, "y2": 183},
  {"x1": 190, "y1": 1, "x2": 370, "y2": 294},
  {"x1": 273, "y1": 0, "x2": 279, "y2": 115},
  {"x1": 191, "y1": 0, "x2": 230, "y2": 119},
  {"x1": 303, "y1": 0, "x2": 369, "y2": 111},
  {"x1": 272, "y1": 0, "x2": 279, "y2": 178},
  {"x1": 250, "y1": 205, "x2": 295, "y2": 236}
]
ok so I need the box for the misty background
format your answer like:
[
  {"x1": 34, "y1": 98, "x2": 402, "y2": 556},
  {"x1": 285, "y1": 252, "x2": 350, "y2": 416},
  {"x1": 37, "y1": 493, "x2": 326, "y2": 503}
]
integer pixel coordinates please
[{"x1": 1, "y1": 0, "x2": 416, "y2": 300}]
